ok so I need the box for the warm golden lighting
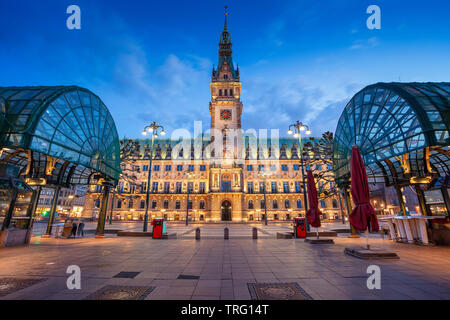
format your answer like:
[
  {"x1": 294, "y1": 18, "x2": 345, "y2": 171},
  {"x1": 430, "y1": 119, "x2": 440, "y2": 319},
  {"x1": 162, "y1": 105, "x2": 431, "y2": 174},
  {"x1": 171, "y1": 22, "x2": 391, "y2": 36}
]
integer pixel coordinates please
[
  {"x1": 410, "y1": 176, "x2": 432, "y2": 184},
  {"x1": 25, "y1": 178, "x2": 46, "y2": 185}
]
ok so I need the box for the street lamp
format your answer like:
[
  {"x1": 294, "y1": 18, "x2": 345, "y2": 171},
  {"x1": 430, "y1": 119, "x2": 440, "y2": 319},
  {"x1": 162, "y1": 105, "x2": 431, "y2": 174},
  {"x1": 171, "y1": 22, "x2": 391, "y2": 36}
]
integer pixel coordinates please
[
  {"x1": 261, "y1": 169, "x2": 270, "y2": 226},
  {"x1": 141, "y1": 121, "x2": 165, "y2": 232},
  {"x1": 288, "y1": 121, "x2": 311, "y2": 232},
  {"x1": 185, "y1": 171, "x2": 194, "y2": 226},
  {"x1": 109, "y1": 187, "x2": 116, "y2": 224}
]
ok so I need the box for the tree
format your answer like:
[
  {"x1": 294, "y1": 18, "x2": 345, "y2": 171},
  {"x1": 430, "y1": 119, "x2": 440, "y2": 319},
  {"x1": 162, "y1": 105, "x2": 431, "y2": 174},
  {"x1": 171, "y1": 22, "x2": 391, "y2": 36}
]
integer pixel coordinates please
[{"x1": 303, "y1": 131, "x2": 337, "y2": 199}]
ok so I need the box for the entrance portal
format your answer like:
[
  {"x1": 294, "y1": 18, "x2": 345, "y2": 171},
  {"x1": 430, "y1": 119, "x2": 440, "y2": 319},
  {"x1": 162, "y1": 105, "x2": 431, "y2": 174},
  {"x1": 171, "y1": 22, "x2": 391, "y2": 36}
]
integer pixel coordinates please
[{"x1": 221, "y1": 200, "x2": 232, "y2": 221}]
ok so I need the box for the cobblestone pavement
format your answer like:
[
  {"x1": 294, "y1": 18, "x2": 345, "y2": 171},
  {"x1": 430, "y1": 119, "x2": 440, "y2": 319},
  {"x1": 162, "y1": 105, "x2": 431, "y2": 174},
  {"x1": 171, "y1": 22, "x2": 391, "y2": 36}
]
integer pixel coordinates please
[
  {"x1": 32, "y1": 220, "x2": 351, "y2": 239},
  {"x1": 1, "y1": 228, "x2": 450, "y2": 300}
]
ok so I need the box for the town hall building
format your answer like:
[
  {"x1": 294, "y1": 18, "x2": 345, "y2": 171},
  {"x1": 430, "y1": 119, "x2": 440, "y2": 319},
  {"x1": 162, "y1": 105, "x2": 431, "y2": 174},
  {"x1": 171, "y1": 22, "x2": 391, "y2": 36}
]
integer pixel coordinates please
[{"x1": 84, "y1": 12, "x2": 342, "y2": 222}]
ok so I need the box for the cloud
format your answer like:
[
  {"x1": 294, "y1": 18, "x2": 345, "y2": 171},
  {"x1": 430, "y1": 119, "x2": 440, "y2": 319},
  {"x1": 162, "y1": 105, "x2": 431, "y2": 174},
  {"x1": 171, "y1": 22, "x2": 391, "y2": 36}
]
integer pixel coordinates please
[
  {"x1": 241, "y1": 76, "x2": 353, "y2": 135},
  {"x1": 96, "y1": 46, "x2": 212, "y2": 137},
  {"x1": 349, "y1": 37, "x2": 379, "y2": 50},
  {"x1": 105, "y1": 49, "x2": 354, "y2": 138}
]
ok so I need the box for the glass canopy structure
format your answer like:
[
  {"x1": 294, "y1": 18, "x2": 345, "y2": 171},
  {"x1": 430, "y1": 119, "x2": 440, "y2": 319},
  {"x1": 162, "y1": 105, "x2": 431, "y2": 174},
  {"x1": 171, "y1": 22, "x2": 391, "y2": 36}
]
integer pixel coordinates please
[
  {"x1": 333, "y1": 82, "x2": 449, "y2": 189},
  {"x1": 0, "y1": 86, "x2": 121, "y2": 186}
]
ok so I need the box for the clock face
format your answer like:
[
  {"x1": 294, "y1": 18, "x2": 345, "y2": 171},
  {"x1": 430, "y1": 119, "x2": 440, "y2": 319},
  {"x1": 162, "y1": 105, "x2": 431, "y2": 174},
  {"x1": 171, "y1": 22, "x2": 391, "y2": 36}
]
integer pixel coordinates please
[{"x1": 220, "y1": 109, "x2": 232, "y2": 120}]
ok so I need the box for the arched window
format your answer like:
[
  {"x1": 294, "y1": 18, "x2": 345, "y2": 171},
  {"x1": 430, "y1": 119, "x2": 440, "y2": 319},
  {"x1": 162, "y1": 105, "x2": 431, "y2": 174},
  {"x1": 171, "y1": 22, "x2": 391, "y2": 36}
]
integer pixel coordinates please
[
  {"x1": 332, "y1": 199, "x2": 338, "y2": 208},
  {"x1": 285, "y1": 200, "x2": 290, "y2": 209},
  {"x1": 320, "y1": 200, "x2": 326, "y2": 208}
]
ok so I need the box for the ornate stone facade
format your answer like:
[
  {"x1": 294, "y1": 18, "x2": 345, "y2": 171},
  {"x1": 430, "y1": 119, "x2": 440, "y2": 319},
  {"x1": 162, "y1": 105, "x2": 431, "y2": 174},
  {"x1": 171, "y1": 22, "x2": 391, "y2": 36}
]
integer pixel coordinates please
[{"x1": 84, "y1": 13, "x2": 342, "y2": 222}]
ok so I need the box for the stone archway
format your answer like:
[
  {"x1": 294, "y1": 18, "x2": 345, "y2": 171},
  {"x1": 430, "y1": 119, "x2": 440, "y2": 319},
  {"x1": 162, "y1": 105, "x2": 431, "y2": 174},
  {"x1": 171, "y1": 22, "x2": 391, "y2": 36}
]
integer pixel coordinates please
[{"x1": 221, "y1": 200, "x2": 232, "y2": 221}]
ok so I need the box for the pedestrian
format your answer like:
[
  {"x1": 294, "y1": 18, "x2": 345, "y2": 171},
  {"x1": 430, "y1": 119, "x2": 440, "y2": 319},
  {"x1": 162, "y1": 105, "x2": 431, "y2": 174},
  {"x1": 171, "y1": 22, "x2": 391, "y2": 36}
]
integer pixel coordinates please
[
  {"x1": 77, "y1": 221, "x2": 85, "y2": 237},
  {"x1": 70, "y1": 221, "x2": 78, "y2": 238}
]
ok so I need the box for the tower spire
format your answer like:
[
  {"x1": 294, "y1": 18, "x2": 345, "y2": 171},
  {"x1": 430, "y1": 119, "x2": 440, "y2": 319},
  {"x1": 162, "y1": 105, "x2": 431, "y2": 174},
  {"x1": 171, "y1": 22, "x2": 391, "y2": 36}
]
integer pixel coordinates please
[
  {"x1": 224, "y1": 5, "x2": 228, "y2": 31},
  {"x1": 213, "y1": 5, "x2": 238, "y2": 81}
]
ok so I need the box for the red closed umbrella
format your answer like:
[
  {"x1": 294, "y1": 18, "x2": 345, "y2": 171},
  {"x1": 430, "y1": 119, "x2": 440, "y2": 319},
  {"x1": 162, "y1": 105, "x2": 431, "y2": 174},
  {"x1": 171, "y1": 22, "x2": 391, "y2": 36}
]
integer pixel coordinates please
[
  {"x1": 350, "y1": 146, "x2": 379, "y2": 234},
  {"x1": 306, "y1": 170, "x2": 321, "y2": 228}
]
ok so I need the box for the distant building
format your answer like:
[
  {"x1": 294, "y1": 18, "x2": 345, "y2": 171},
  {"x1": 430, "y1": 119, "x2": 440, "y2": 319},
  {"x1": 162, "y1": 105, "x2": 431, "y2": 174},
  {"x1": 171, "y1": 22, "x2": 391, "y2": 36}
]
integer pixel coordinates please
[{"x1": 36, "y1": 185, "x2": 86, "y2": 219}]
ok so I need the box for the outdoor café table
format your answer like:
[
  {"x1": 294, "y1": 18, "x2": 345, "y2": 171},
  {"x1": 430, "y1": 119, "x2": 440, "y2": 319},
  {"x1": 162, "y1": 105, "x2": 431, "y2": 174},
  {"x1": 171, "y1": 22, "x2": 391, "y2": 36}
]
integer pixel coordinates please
[
  {"x1": 409, "y1": 216, "x2": 447, "y2": 245},
  {"x1": 378, "y1": 215, "x2": 398, "y2": 240},
  {"x1": 381, "y1": 215, "x2": 447, "y2": 245}
]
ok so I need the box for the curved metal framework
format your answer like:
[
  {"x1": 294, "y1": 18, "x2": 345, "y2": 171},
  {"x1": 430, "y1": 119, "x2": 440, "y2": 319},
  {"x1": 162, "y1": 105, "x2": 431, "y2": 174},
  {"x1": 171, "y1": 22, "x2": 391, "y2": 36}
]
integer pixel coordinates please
[
  {"x1": 0, "y1": 86, "x2": 121, "y2": 185},
  {"x1": 333, "y1": 82, "x2": 450, "y2": 188}
]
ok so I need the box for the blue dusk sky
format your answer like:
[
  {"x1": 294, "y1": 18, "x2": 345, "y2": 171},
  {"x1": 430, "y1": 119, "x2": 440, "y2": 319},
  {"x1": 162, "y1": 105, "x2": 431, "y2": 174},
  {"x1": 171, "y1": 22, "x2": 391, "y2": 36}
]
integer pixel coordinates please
[{"x1": 1, "y1": 0, "x2": 449, "y2": 138}]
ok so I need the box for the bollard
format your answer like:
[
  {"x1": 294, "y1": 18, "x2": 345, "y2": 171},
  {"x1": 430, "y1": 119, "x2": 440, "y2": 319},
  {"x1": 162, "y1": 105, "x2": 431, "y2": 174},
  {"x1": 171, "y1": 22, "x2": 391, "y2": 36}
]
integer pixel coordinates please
[
  {"x1": 252, "y1": 227, "x2": 258, "y2": 239},
  {"x1": 224, "y1": 227, "x2": 229, "y2": 240},
  {"x1": 195, "y1": 227, "x2": 201, "y2": 240}
]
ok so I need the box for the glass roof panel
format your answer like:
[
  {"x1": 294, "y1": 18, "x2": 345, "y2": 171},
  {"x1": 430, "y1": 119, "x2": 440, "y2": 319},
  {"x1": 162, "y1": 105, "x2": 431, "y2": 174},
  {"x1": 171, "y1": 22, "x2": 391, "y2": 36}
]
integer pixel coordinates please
[
  {"x1": 0, "y1": 86, "x2": 121, "y2": 183},
  {"x1": 333, "y1": 82, "x2": 450, "y2": 187}
]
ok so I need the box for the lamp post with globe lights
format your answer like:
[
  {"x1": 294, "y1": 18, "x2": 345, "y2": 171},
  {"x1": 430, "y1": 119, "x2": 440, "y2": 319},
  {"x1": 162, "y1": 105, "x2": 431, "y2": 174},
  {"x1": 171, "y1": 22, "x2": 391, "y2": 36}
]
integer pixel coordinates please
[
  {"x1": 141, "y1": 122, "x2": 165, "y2": 232},
  {"x1": 185, "y1": 171, "x2": 194, "y2": 226},
  {"x1": 288, "y1": 121, "x2": 311, "y2": 232},
  {"x1": 260, "y1": 169, "x2": 271, "y2": 226}
]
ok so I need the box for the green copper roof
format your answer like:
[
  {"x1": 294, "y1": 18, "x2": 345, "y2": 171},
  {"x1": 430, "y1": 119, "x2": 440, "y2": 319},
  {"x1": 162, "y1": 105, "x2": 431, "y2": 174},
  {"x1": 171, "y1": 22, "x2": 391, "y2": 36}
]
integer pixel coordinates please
[{"x1": 128, "y1": 136, "x2": 315, "y2": 161}]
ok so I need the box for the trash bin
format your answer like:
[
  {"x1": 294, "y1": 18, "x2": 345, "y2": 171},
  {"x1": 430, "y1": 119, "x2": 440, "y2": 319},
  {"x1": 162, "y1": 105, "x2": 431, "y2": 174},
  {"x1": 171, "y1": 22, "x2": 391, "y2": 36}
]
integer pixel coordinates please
[
  {"x1": 151, "y1": 218, "x2": 166, "y2": 239},
  {"x1": 293, "y1": 217, "x2": 306, "y2": 238}
]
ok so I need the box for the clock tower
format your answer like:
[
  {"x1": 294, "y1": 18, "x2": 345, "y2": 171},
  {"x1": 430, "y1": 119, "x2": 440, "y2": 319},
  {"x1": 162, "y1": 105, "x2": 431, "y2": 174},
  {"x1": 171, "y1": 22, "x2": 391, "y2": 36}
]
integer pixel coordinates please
[{"x1": 209, "y1": 8, "x2": 243, "y2": 161}]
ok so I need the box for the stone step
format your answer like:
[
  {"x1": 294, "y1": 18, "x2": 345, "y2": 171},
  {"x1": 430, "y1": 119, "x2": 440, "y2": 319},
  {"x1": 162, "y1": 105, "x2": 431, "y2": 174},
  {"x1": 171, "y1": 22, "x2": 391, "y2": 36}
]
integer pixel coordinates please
[{"x1": 344, "y1": 247, "x2": 400, "y2": 259}]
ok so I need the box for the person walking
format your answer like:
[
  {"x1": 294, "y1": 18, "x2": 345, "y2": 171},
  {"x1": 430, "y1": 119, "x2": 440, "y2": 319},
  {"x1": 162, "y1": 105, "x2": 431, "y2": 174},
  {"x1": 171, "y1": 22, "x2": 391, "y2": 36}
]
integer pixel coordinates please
[
  {"x1": 70, "y1": 220, "x2": 78, "y2": 238},
  {"x1": 77, "y1": 221, "x2": 85, "y2": 237}
]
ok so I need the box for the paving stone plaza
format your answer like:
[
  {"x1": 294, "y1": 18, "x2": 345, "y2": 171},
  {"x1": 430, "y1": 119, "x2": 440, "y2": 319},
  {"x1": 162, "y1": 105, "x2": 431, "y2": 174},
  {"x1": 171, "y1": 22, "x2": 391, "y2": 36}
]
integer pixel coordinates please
[{"x1": 1, "y1": 223, "x2": 449, "y2": 300}]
